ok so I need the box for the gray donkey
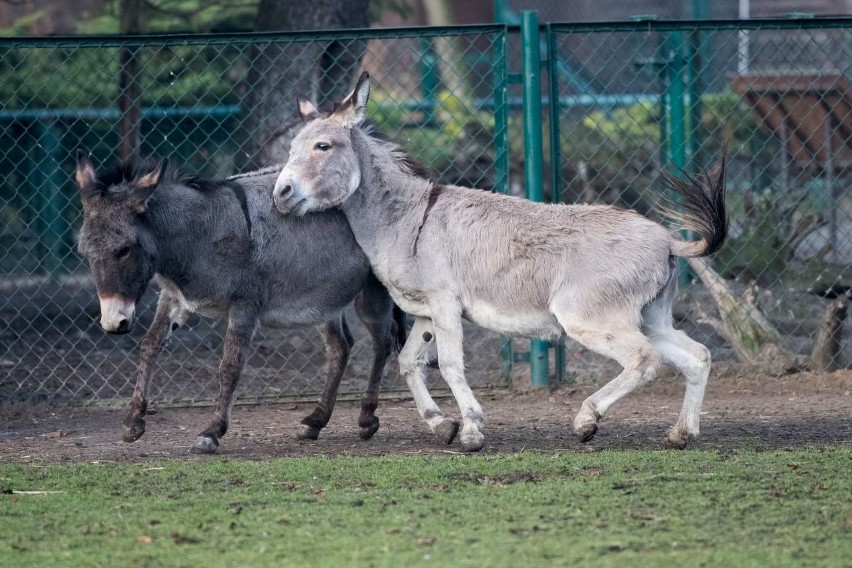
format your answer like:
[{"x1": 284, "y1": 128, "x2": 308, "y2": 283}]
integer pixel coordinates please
[
  {"x1": 272, "y1": 72, "x2": 727, "y2": 452},
  {"x1": 75, "y1": 151, "x2": 405, "y2": 454}
]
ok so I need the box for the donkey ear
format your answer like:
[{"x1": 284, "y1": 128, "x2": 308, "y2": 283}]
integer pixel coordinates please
[
  {"x1": 75, "y1": 149, "x2": 97, "y2": 191},
  {"x1": 131, "y1": 157, "x2": 166, "y2": 213},
  {"x1": 297, "y1": 95, "x2": 319, "y2": 122},
  {"x1": 136, "y1": 157, "x2": 166, "y2": 189},
  {"x1": 334, "y1": 71, "x2": 370, "y2": 128}
]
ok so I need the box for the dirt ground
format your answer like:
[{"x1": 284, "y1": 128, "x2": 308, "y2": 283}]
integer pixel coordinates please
[{"x1": 1, "y1": 369, "x2": 850, "y2": 464}]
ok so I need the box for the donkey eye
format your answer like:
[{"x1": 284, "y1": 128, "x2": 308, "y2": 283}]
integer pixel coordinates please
[
  {"x1": 116, "y1": 246, "x2": 132, "y2": 259},
  {"x1": 314, "y1": 142, "x2": 332, "y2": 152}
]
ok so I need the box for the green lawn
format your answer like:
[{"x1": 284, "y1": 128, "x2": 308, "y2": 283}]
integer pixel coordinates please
[{"x1": 1, "y1": 448, "x2": 850, "y2": 567}]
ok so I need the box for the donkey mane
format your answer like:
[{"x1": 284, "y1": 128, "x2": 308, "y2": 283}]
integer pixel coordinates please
[
  {"x1": 94, "y1": 157, "x2": 253, "y2": 235},
  {"x1": 362, "y1": 122, "x2": 434, "y2": 181},
  {"x1": 94, "y1": 157, "x2": 223, "y2": 195}
]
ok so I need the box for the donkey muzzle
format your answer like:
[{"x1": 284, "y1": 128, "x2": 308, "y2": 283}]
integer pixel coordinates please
[
  {"x1": 99, "y1": 295, "x2": 136, "y2": 334},
  {"x1": 273, "y1": 169, "x2": 307, "y2": 215},
  {"x1": 273, "y1": 185, "x2": 309, "y2": 216}
]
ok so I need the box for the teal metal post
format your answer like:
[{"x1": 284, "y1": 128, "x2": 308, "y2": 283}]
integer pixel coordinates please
[
  {"x1": 546, "y1": 23, "x2": 567, "y2": 384},
  {"x1": 419, "y1": 38, "x2": 439, "y2": 126},
  {"x1": 493, "y1": 0, "x2": 509, "y2": 23},
  {"x1": 32, "y1": 119, "x2": 65, "y2": 277},
  {"x1": 666, "y1": 31, "x2": 687, "y2": 172},
  {"x1": 666, "y1": 31, "x2": 690, "y2": 286},
  {"x1": 657, "y1": 33, "x2": 670, "y2": 170},
  {"x1": 492, "y1": 28, "x2": 513, "y2": 383},
  {"x1": 689, "y1": 0, "x2": 709, "y2": 170},
  {"x1": 521, "y1": 11, "x2": 549, "y2": 388}
]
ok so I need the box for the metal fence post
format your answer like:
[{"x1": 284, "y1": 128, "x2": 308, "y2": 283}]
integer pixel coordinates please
[
  {"x1": 546, "y1": 23, "x2": 568, "y2": 385},
  {"x1": 419, "y1": 38, "x2": 439, "y2": 126},
  {"x1": 492, "y1": 27, "x2": 514, "y2": 384},
  {"x1": 32, "y1": 118, "x2": 66, "y2": 277},
  {"x1": 521, "y1": 10, "x2": 549, "y2": 388},
  {"x1": 665, "y1": 30, "x2": 692, "y2": 286},
  {"x1": 689, "y1": 0, "x2": 709, "y2": 171},
  {"x1": 493, "y1": 0, "x2": 508, "y2": 24},
  {"x1": 667, "y1": 31, "x2": 687, "y2": 173}
]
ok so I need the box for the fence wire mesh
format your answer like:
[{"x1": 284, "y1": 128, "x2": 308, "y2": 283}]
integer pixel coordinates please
[
  {"x1": 0, "y1": 26, "x2": 508, "y2": 405},
  {"x1": 548, "y1": 20, "x2": 851, "y2": 381},
  {"x1": 2, "y1": 19, "x2": 850, "y2": 408}
]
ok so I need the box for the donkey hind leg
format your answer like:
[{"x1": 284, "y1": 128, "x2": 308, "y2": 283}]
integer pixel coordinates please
[
  {"x1": 556, "y1": 312, "x2": 662, "y2": 443},
  {"x1": 192, "y1": 306, "x2": 258, "y2": 454},
  {"x1": 297, "y1": 314, "x2": 351, "y2": 440},
  {"x1": 398, "y1": 316, "x2": 459, "y2": 445},
  {"x1": 123, "y1": 293, "x2": 176, "y2": 442},
  {"x1": 430, "y1": 305, "x2": 485, "y2": 452},
  {"x1": 353, "y1": 278, "x2": 398, "y2": 440},
  {"x1": 647, "y1": 327, "x2": 711, "y2": 448}
]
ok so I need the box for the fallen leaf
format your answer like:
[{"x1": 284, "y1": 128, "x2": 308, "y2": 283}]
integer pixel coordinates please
[
  {"x1": 171, "y1": 532, "x2": 200, "y2": 544},
  {"x1": 136, "y1": 535, "x2": 152, "y2": 544}
]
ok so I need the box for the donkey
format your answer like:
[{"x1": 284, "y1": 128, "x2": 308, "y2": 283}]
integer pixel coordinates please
[
  {"x1": 75, "y1": 151, "x2": 405, "y2": 454},
  {"x1": 272, "y1": 72, "x2": 728, "y2": 452}
]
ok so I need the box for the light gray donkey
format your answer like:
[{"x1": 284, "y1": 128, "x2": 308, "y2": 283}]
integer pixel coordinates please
[
  {"x1": 272, "y1": 72, "x2": 728, "y2": 452},
  {"x1": 75, "y1": 152, "x2": 405, "y2": 454}
]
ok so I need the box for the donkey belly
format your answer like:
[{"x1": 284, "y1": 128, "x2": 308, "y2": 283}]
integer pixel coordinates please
[
  {"x1": 259, "y1": 305, "x2": 343, "y2": 328},
  {"x1": 464, "y1": 300, "x2": 563, "y2": 339}
]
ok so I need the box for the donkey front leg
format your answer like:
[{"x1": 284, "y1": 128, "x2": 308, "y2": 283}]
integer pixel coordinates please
[
  {"x1": 122, "y1": 293, "x2": 176, "y2": 443},
  {"x1": 192, "y1": 305, "x2": 258, "y2": 454},
  {"x1": 399, "y1": 317, "x2": 459, "y2": 445},
  {"x1": 430, "y1": 305, "x2": 485, "y2": 452},
  {"x1": 296, "y1": 315, "x2": 351, "y2": 440},
  {"x1": 353, "y1": 275, "x2": 400, "y2": 440}
]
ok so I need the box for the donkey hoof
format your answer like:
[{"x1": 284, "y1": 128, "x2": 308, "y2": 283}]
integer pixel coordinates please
[
  {"x1": 191, "y1": 435, "x2": 219, "y2": 454},
  {"x1": 296, "y1": 424, "x2": 321, "y2": 440},
  {"x1": 575, "y1": 422, "x2": 598, "y2": 443},
  {"x1": 460, "y1": 430, "x2": 485, "y2": 452},
  {"x1": 358, "y1": 417, "x2": 380, "y2": 441},
  {"x1": 122, "y1": 420, "x2": 146, "y2": 443},
  {"x1": 434, "y1": 418, "x2": 459, "y2": 445},
  {"x1": 664, "y1": 429, "x2": 695, "y2": 450}
]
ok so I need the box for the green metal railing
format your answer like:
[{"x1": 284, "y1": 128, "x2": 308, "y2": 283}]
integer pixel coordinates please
[
  {"x1": 546, "y1": 16, "x2": 852, "y2": 381},
  {"x1": 1, "y1": 15, "x2": 850, "y2": 405},
  {"x1": 0, "y1": 25, "x2": 511, "y2": 404}
]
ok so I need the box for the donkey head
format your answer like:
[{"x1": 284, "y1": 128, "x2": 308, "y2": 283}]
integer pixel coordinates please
[
  {"x1": 75, "y1": 151, "x2": 164, "y2": 334},
  {"x1": 273, "y1": 71, "x2": 371, "y2": 216}
]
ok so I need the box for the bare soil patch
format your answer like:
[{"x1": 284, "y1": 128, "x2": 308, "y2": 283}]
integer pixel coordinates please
[{"x1": 1, "y1": 370, "x2": 850, "y2": 464}]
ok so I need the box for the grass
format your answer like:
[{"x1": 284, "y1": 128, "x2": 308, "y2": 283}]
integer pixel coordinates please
[{"x1": 1, "y1": 448, "x2": 850, "y2": 567}]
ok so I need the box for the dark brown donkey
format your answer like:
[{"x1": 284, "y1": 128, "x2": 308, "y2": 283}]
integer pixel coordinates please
[{"x1": 75, "y1": 152, "x2": 405, "y2": 454}]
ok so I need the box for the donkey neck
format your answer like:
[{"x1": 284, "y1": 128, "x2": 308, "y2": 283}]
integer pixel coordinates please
[
  {"x1": 142, "y1": 181, "x2": 249, "y2": 282},
  {"x1": 341, "y1": 129, "x2": 435, "y2": 259}
]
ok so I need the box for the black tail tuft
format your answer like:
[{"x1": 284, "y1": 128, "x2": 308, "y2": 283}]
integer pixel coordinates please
[
  {"x1": 659, "y1": 151, "x2": 729, "y2": 258},
  {"x1": 391, "y1": 305, "x2": 408, "y2": 353}
]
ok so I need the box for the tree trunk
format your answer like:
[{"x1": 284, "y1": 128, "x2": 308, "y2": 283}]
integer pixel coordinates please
[
  {"x1": 118, "y1": 0, "x2": 142, "y2": 161},
  {"x1": 687, "y1": 257, "x2": 790, "y2": 365},
  {"x1": 237, "y1": 0, "x2": 369, "y2": 170},
  {"x1": 810, "y1": 292, "x2": 849, "y2": 372},
  {"x1": 422, "y1": 0, "x2": 471, "y2": 102}
]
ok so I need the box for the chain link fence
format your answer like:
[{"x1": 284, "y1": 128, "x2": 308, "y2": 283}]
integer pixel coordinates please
[
  {"x1": 0, "y1": 26, "x2": 509, "y2": 405},
  {"x1": 548, "y1": 19, "x2": 851, "y2": 380},
  {"x1": 2, "y1": 18, "x2": 850, "y2": 407}
]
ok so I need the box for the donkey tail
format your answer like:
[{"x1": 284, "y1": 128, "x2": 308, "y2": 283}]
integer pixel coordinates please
[
  {"x1": 659, "y1": 154, "x2": 728, "y2": 259},
  {"x1": 391, "y1": 305, "x2": 408, "y2": 353}
]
